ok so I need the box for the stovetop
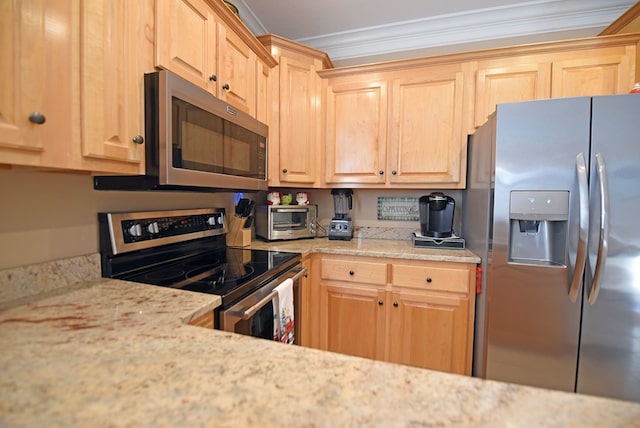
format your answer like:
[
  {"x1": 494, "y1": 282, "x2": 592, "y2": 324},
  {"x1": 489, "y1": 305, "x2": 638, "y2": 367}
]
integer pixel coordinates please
[
  {"x1": 99, "y1": 208, "x2": 301, "y2": 307},
  {"x1": 116, "y1": 247, "x2": 299, "y2": 305}
]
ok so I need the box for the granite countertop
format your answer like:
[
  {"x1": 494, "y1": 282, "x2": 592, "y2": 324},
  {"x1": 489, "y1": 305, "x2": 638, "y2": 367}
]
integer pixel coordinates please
[
  {"x1": 248, "y1": 237, "x2": 481, "y2": 263},
  {"x1": 1, "y1": 278, "x2": 639, "y2": 427}
]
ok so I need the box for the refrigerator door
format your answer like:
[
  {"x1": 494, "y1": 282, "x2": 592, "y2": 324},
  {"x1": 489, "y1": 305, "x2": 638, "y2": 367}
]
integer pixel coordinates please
[
  {"x1": 577, "y1": 94, "x2": 640, "y2": 403},
  {"x1": 485, "y1": 97, "x2": 591, "y2": 391},
  {"x1": 462, "y1": 120, "x2": 495, "y2": 377}
]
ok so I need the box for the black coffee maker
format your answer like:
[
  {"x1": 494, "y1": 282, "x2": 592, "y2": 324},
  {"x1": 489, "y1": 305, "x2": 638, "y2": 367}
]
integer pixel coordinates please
[{"x1": 419, "y1": 192, "x2": 455, "y2": 238}]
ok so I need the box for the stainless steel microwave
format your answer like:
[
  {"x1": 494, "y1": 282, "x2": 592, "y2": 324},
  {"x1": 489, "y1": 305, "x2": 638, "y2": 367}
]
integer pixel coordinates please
[
  {"x1": 94, "y1": 70, "x2": 268, "y2": 192},
  {"x1": 256, "y1": 205, "x2": 317, "y2": 241}
]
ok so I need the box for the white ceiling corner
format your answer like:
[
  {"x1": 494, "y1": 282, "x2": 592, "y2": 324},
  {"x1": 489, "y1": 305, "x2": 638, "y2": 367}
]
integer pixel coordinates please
[{"x1": 234, "y1": 0, "x2": 635, "y2": 61}]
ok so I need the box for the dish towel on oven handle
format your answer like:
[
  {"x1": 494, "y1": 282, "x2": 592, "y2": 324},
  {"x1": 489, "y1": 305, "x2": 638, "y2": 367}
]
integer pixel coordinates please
[{"x1": 273, "y1": 278, "x2": 294, "y2": 344}]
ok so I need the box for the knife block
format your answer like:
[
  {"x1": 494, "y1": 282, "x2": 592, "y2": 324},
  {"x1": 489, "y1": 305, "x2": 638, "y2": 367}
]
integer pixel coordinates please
[{"x1": 227, "y1": 216, "x2": 251, "y2": 247}]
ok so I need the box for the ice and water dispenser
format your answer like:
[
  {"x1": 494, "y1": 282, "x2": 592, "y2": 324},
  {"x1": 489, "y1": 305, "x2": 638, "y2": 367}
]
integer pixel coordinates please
[{"x1": 508, "y1": 191, "x2": 569, "y2": 266}]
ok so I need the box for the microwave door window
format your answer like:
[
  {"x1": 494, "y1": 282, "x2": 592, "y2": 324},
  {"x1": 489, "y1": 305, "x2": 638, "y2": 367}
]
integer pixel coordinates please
[
  {"x1": 172, "y1": 98, "x2": 224, "y2": 173},
  {"x1": 225, "y1": 123, "x2": 266, "y2": 179}
]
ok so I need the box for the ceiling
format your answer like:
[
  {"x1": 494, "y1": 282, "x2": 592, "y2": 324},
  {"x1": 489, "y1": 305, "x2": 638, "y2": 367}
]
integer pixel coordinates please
[{"x1": 232, "y1": 0, "x2": 635, "y2": 65}]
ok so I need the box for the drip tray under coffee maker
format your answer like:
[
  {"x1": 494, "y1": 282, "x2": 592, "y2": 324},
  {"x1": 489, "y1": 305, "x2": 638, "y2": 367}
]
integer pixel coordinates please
[{"x1": 412, "y1": 232, "x2": 465, "y2": 249}]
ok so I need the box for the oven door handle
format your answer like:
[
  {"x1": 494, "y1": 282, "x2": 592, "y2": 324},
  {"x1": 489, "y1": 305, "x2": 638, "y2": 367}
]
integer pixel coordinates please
[{"x1": 241, "y1": 267, "x2": 307, "y2": 320}]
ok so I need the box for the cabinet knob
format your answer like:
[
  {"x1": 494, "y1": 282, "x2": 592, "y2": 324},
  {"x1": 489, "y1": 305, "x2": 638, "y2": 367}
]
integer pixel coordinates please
[
  {"x1": 393, "y1": 302, "x2": 399, "y2": 307},
  {"x1": 378, "y1": 300, "x2": 383, "y2": 306},
  {"x1": 222, "y1": 83, "x2": 230, "y2": 91},
  {"x1": 391, "y1": 170, "x2": 397, "y2": 175},
  {"x1": 282, "y1": 168, "x2": 288, "y2": 174},
  {"x1": 209, "y1": 74, "x2": 217, "y2": 82},
  {"x1": 132, "y1": 135, "x2": 144, "y2": 144},
  {"x1": 426, "y1": 277, "x2": 432, "y2": 283},
  {"x1": 28, "y1": 112, "x2": 46, "y2": 125},
  {"x1": 348, "y1": 270, "x2": 354, "y2": 276},
  {"x1": 378, "y1": 170, "x2": 384, "y2": 175}
]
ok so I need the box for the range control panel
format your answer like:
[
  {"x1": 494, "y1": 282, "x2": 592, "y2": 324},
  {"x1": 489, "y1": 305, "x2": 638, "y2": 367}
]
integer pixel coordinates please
[
  {"x1": 121, "y1": 212, "x2": 225, "y2": 243},
  {"x1": 100, "y1": 208, "x2": 226, "y2": 255}
]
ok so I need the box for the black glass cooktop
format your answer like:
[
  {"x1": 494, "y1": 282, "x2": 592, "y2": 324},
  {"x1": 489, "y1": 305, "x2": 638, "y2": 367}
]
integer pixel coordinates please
[{"x1": 116, "y1": 247, "x2": 299, "y2": 305}]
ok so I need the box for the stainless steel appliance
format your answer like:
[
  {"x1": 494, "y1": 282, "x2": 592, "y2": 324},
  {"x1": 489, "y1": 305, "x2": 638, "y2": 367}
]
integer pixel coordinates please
[
  {"x1": 463, "y1": 94, "x2": 640, "y2": 402},
  {"x1": 99, "y1": 208, "x2": 305, "y2": 342},
  {"x1": 94, "y1": 70, "x2": 268, "y2": 192},
  {"x1": 329, "y1": 189, "x2": 353, "y2": 240},
  {"x1": 255, "y1": 204, "x2": 317, "y2": 241},
  {"x1": 419, "y1": 192, "x2": 455, "y2": 238}
]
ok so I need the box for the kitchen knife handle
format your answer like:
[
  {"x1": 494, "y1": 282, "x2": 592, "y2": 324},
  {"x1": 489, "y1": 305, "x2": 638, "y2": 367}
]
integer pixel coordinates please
[
  {"x1": 568, "y1": 152, "x2": 589, "y2": 303},
  {"x1": 588, "y1": 153, "x2": 609, "y2": 305}
]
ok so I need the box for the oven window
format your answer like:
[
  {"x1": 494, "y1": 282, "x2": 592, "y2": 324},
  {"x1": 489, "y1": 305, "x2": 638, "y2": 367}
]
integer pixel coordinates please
[
  {"x1": 272, "y1": 209, "x2": 310, "y2": 231},
  {"x1": 171, "y1": 97, "x2": 266, "y2": 179},
  {"x1": 234, "y1": 303, "x2": 274, "y2": 340}
]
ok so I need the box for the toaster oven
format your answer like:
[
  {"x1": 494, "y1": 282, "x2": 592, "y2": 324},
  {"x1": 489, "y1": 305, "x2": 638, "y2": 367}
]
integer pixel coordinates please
[{"x1": 255, "y1": 205, "x2": 317, "y2": 241}]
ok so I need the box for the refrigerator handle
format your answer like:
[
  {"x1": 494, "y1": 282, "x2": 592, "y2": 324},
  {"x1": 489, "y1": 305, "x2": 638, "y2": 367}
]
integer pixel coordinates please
[
  {"x1": 588, "y1": 153, "x2": 609, "y2": 305},
  {"x1": 568, "y1": 152, "x2": 589, "y2": 303}
]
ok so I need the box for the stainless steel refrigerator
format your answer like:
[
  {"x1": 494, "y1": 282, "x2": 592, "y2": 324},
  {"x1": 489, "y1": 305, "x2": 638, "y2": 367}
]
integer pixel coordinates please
[{"x1": 463, "y1": 94, "x2": 640, "y2": 403}]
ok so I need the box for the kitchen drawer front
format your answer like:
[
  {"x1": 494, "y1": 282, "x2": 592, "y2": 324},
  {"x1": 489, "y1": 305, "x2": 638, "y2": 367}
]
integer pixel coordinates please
[
  {"x1": 392, "y1": 264, "x2": 469, "y2": 293},
  {"x1": 321, "y1": 258, "x2": 388, "y2": 285}
]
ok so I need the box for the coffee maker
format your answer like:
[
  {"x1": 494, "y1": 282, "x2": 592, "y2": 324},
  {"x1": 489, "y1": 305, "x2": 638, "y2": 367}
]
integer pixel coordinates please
[
  {"x1": 419, "y1": 192, "x2": 455, "y2": 238},
  {"x1": 329, "y1": 188, "x2": 353, "y2": 240}
]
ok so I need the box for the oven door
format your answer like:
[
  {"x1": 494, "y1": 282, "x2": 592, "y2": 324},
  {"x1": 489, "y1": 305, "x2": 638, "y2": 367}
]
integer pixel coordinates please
[{"x1": 219, "y1": 265, "x2": 306, "y2": 343}]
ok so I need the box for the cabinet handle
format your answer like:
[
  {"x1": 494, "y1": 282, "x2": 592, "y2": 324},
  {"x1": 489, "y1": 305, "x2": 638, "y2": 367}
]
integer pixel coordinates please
[
  {"x1": 209, "y1": 74, "x2": 217, "y2": 82},
  {"x1": 378, "y1": 300, "x2": 383, "y2": 306},
  {"x1": 222, "y1": 83, "x2": 230, "y2": 91},
  {"x1": 282, "y1": 168, "x2": 288, "y2": 174},
  {"x1": 28, "y1": 112, "x2": 46, "y2": 125},
  {"x1": 426, "y1": 277, "x2": 432, "y2": 283},
  {"x1": 132, "y1": 135, "x2": 144, "y2": 144},
  {"x1": 391, "y1": 170, "x2": 397, "y2": 175},
  {"x1": 378, "y1": 170, "x2": 384, "y2": 175},
  {"x1": 393, "y1": 302, "x2": 399, "y2": 307},
  {"x1": 348, "y1": 270, "x2": 354, "y2": 276}
]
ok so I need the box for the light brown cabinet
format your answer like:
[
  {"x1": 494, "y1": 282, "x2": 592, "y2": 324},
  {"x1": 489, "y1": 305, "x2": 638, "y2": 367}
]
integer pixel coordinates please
[
  {"x1": 324, "y1": 76, "x2": 388, "y2": 185},
  {"x1": 259, "y1": 35, "x2": 331, "y2": 187},
  {"x1": 473, "y1": 42, "x2": 637, "y2": 127},
  {"x1": 315, "y1": 254, "x2": 475, "y2": 375},
  {"x1": 0, "y1": 0, "x2": 74, "y2": 166},
  {"x1": 155, "y1": 0, "x2": 217, "y2": 95},
  {"x1": 323, "y1": 64, "x2": 471, "y2": 188},
  {"x1": 155, "y1": 0, "x2": 275, "y2": 117},
  {"x1": 189, "y1": 311, "x2": 214, "y2": 329},
  {"x1": 474, "y1": 58, "x2": 551, "y2": 127},
  {"x1": 0, "y1": 0, "x2": 151, "y2": 173},
  {"x1": 81, "y1": 0, "x2": 150, "y2": 170},
  {"x1": 388, "y1": 64, "x2": 470, "y2": 186},
  {"x1": 550, "y1": 45, "x2": 635, "y2": 98}
]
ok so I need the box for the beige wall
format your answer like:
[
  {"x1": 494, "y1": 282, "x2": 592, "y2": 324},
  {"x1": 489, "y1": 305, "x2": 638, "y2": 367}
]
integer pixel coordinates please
[
  {"x1": 0, "y1": 169, "x2": 463, "y2": 270},
  {"x1": 0, "y1": 169, "x2": 239, "y2": 270}
]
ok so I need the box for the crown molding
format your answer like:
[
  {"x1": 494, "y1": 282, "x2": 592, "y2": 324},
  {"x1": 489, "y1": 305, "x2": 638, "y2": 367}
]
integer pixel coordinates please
[{"x1": 235, "y1": 0, "x2": 635, "y2": 61}]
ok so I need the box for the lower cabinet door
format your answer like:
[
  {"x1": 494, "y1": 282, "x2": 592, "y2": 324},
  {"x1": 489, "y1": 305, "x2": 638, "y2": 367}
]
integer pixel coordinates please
[
  {"x1": 387, "y1": 290, "x2": 471, "y2": 374},
  {"x1": 320, "y1": 282, "x2": 386, "y2": 360}
]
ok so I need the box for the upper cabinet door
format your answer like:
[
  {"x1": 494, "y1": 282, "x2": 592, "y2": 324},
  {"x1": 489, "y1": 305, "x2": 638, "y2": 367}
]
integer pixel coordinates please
[
  {"x1": 155, "y1": 0, "x2": 217, "y2": 94},
  {"x1": 551, "y1": 46, "x2": 634, "y2": 98},
  {"x1": 80, "y1": 0, "x2": 149, "y2": 171},
  {"x1": 324, "y1": 78, "x2": 388, "y2": 184},
  {"x1": 388, "y1": 66, "x2": 466, "y2": 187},
  {"x1": 475, "y1": 60, "x2": 551, "y2": 127},
  {"x1": 276, "y1": 56, "x2": 320, "y2": 185},
  {"x1": 0, "y1": 0, "x2": 74, "y2": 164},
  {"x1": 217, "y1": 23, "x2": 257, "y2": 115}
]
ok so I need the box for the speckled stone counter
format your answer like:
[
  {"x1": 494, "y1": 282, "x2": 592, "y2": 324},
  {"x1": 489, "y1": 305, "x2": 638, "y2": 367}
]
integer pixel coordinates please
[
  {"x1": 1, "y1": 279, "x2": 639, "y2": 427},
  {"x1": 248, "y1": 237, "x2": 481, "y2": 263}
]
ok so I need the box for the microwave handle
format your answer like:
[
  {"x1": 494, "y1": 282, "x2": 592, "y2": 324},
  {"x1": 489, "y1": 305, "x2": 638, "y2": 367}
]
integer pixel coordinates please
[{"x1": 241, "y1": 267, "x2": 307, "y2": 320}]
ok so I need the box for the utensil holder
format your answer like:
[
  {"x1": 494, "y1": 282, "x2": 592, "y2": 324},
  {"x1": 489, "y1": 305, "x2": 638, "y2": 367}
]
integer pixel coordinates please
[{"x1": 227, "y1": 216, "x2": 251, "y2": 247}]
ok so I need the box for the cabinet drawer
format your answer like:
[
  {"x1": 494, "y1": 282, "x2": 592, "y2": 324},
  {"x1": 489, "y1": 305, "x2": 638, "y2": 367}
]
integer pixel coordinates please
[
  {"x1": 321, "y1": 258, "x2": 388, "y2": 285},
  {"x1": 392, "y1": 264, "x2": 469, "y2": 293}
]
